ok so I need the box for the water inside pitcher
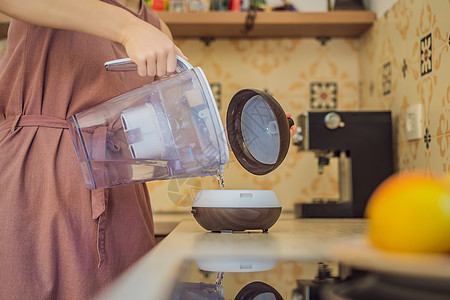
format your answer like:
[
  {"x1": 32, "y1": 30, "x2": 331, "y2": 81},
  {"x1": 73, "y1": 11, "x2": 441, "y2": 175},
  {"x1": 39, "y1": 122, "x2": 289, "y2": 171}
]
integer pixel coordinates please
[{"x1": 68, "y1": 65, "x2": 229, "y2": 189}]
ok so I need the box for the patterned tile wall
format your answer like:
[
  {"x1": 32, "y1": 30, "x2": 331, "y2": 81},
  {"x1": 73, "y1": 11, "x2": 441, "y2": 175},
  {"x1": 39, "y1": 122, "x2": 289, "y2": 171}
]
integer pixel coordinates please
[
  {"x1": 1, "y1": 0, "x2": 446, "y2": 213},
  {"x1": 148, "y1": 38, "x2": 360, "y2": 212},
  {"x1": 149, "y1": 0, "x2": 449, "y2": 212},
  {"x1": 359, "y1": 0, "x2": 449, "y2": 174}
]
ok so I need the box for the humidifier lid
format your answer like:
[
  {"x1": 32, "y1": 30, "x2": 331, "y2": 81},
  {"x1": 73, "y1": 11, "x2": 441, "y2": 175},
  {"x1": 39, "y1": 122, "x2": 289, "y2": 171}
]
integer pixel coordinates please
[{"x1": 226, "y1": 89, "x2": 291, "y2": 176}]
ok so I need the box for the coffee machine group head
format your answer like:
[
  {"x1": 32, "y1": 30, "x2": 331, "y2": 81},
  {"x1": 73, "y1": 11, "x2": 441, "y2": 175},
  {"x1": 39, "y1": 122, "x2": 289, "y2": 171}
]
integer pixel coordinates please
[{"x1": 292, "y1": 111, "x2": 393, "y2": 218}]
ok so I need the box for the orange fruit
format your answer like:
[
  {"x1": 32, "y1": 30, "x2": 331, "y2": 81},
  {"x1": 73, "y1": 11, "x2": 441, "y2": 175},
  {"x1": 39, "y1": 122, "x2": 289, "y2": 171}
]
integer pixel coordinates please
[{"x1": 365, "y1": 171, "x2": 450, "y2": 253}]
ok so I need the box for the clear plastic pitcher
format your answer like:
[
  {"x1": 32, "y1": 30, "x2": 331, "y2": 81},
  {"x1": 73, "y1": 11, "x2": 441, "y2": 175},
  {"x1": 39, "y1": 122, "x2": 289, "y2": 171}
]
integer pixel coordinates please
[{"x1": 67, "y1": 57, "x2": 229, "y2": 189}]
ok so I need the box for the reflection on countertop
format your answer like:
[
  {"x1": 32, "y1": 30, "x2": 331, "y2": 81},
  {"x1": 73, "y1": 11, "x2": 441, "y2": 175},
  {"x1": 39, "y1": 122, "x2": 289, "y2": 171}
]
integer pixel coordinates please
[{"x1": 171, "y1": 259, "x2": 340, "y2": 300}]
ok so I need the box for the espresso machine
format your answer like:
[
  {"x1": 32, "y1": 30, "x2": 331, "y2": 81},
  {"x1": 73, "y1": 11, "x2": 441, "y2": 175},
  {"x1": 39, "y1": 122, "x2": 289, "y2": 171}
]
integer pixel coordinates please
[{"x1": 292, "y1": 111, "x2": 393, "y2": 218}]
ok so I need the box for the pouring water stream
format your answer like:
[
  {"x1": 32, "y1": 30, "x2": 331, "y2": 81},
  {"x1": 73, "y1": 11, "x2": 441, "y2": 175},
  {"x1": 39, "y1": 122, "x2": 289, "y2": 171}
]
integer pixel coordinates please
[{"x1": 216, "y1": 174, "x2": 225, "y2": 190}]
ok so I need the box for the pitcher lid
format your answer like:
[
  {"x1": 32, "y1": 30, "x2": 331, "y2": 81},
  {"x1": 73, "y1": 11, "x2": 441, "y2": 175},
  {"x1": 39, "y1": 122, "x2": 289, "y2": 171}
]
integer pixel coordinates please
[{"x1": 226, "y1": 89, "x2": 291, "y2": 175}]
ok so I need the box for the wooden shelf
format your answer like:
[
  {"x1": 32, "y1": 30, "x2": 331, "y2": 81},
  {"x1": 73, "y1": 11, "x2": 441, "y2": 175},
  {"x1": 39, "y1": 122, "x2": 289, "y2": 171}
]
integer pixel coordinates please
[
  {"x1": 0, "y1": 11, "x2": 375, "y2": 40},
  {"x1": 156, "y1": 11, "x2": 376, "y2": 39}
]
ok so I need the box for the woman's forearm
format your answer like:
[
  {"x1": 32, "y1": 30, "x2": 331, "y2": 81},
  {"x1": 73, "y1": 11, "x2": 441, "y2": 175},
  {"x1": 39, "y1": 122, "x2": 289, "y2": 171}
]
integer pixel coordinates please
[
  {"x1": 0, "y1": 0, "x2": 135, "y2": 45},
  {"x1": 0, "y1": 0, "x2": 186, "y2": 77}
]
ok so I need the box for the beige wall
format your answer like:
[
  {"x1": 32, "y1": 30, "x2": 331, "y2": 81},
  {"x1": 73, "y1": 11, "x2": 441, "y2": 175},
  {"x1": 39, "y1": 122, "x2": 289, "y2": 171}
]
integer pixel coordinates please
[
  {"x1": 148, "y1": 0, "x2": 449, "y2": 213},
  {"x1": 359, "y1": 0, "x2": 449, "y2": 174},
  {"x1": 1, "y1": 0, "x2": 447, "y2": 212},
  {"x1": 147, "y1": 37, "x2": 363, "y2": 212}
]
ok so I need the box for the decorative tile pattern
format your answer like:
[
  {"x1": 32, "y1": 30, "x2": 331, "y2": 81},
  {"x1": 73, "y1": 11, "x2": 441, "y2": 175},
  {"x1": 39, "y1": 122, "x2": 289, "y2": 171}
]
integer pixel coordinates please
[
  {"x1": 361, "y1": 0, "x2": 449, "y2": 175},
  {"x1": 420, "y1": 33, "x2": 432, "y2": 76},
  {"x1": 402, "y1": 58, "x2": 408, "y2": 78},
  {"x1": 424, "y1": 127, "x2": 431, "y2": 149},
  {"x1": 435, "y1": 86, "x2": 450, "y2": 172},
  {"x1": 382, "y1": 62, "x2": 391, "y2": 96},
  {"x1": 310, "y1": 82, "x2": 338, "y2": 109},
  {"x1": 141, "y1": 0, "x2": 450, "y2": 212},
  {"x1": 435, "y1": 134, "x2": 450, "y2": 172},
  {"x1": 146, "y1": 38, "x2": 354, "y2": 212}
]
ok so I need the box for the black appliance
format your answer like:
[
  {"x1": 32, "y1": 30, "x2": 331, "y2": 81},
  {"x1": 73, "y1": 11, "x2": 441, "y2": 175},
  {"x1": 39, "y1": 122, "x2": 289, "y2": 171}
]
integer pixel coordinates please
[{"x1": 292, "y1": 111, "x2": 393, "y2": 218}]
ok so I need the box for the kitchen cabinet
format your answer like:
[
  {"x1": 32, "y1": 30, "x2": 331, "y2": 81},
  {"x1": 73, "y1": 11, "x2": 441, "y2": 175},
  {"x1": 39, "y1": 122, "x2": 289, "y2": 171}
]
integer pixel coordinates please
[
  {"x1": 0, "y1": 11, "x2": 375, "y2": 40},
  {"x1": 156, "y1": 11, "x2": 376, "y2": 38}
]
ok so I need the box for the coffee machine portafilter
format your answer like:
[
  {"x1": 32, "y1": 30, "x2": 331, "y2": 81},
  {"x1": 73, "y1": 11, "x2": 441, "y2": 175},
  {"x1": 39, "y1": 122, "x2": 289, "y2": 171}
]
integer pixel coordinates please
[{"x1": 292, "y1": 111, "x2": 394, "y2": 218}]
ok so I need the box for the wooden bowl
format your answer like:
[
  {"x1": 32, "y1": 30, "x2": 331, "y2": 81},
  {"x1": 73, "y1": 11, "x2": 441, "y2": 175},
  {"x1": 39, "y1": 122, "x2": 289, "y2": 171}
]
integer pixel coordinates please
[{"x1": 191, "y1": 190, "x2": 282, "y2": 232}]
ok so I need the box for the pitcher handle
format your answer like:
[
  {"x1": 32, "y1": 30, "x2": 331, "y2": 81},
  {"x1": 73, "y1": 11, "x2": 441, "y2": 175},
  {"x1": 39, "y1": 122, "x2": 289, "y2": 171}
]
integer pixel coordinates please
[{"x1": 104, "y1": 55, "x2": 193, "y2": 73}]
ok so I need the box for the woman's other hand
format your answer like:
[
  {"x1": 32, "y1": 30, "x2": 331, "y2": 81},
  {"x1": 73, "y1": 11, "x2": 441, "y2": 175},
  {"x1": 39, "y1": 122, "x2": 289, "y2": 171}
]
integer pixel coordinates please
[{"x1": 286, "y1": 112, "x2": 296, "y2": 138}]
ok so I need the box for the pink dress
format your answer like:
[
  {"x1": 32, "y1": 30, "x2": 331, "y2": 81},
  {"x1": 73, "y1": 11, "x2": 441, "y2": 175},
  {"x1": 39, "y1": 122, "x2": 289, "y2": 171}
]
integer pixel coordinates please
[{"x1": 0, "y1": 1, "x2": 159, "y2": 298}]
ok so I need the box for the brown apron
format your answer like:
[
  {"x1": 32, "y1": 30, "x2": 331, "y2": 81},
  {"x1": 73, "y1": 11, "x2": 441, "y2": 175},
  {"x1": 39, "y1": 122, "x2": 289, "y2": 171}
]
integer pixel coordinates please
[
  {"x1": 16, "y1": 114, "x2": 112, "y2": 266},
  {"x1": 0, "y1": 1, "x2": 160, "y2": 298}
]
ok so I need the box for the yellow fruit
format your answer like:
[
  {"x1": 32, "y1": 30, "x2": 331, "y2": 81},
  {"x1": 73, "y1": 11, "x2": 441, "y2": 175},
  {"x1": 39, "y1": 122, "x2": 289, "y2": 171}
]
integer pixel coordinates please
[{"x1": 365, "y1": 171, "x2": 450, "y2": 253}]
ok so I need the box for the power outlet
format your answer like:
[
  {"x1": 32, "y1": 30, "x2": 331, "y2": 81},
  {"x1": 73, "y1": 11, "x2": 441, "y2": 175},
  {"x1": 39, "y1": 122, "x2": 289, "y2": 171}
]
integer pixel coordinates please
[{"x1": 406, "y1": 104, "x2": 423, "y2": 141}]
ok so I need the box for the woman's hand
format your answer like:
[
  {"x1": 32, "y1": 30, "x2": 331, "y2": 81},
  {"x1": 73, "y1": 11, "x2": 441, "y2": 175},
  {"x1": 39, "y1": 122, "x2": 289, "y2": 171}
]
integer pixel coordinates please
[
  {"x1": 286, "y1": 112, "x2": 296, "y2": 138},
  {"x1": 120, "y1": 17, "x2": 186, "y2": 77},
  {"x1": 0, "y1": 0, "x2": 187, "y2": 79}
]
